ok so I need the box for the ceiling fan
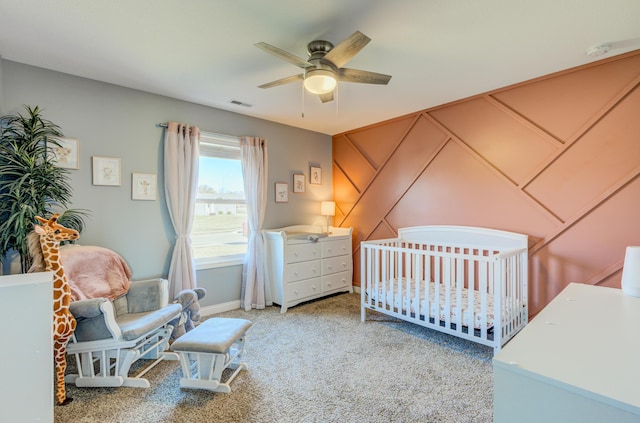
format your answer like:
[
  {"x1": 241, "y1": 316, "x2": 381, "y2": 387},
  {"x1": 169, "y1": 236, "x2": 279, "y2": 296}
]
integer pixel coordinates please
[{"x1": 255, "y1": 31, "x2": 392, "y2": 103}]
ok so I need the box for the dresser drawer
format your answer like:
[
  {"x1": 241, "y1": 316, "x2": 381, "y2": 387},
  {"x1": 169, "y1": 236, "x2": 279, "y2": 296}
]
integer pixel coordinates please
[
  {"x1": 285, "y1": 242, "x2": 320, "y2": 264},
  {"x1": 285, "y1": 260, "x2": 321, "y2": 282},
  {"x1": 287, "y1": 278, "x2": 321, "y2": 301},
  {"x1": 323, "y1": 271, "x2": 351, "y2": 292},
  {"x1": 321, "y1": 238, "x2": 351, "y2": 258},
  {"x1": 322, "y1": 255, "x2": 350, "y2": 275}
]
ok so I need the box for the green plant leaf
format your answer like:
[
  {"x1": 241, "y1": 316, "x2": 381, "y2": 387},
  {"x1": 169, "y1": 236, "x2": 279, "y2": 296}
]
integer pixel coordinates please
[{"x1": 0, "y1": 105, "x2": 88, "y2": 272}]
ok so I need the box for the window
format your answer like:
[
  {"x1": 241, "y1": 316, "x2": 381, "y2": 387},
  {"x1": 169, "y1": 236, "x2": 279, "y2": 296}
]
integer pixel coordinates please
[{"x1": 191, "y1": 132, "x2": 247, "y2": 268}]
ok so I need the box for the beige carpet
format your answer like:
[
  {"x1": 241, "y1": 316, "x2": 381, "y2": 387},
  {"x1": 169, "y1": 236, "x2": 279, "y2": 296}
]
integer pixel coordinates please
[{"x1": 55, "y1": 292, "x2": 494, "y2": 423}]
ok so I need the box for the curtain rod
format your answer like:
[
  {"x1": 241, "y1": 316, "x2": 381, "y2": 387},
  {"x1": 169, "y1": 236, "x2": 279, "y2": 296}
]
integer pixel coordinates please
[{"x1": 157, "y1": 122, "x2": 241, "y2": 141}]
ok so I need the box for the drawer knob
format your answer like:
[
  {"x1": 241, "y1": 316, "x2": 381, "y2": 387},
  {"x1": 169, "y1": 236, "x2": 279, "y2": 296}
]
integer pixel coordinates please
[
  {"x1": 328, "y1": 282, "x2": 332, "y2": 287},
  {"x1": 312, "y1": 268, "x2": 317, "y2": 273},
  {"x1": 327, "y1": 265, "x2": 332, "y2": 270},
  {"x1": 294, "y1": 271, "x2": 298, "y2": 276}
]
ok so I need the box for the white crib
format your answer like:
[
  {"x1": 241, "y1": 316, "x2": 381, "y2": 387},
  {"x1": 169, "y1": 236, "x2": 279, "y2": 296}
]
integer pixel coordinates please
[{"x1": 361, "y1": 226, "x2": 528, "y2": 354}]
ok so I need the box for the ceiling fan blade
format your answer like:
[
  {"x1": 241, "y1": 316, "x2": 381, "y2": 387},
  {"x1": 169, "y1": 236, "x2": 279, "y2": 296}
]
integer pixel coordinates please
[
  {"x1": 319, "y1": 91, "x2": 334, "y2": 103},
  {"x1": 323, "y1": 31, "x2": 371, "y2": 68},
  {"x1": 337, "y1": 68, "x2": 392, "y2": 85},
  {"x1": 255, "y1": 42, "x2": 312, "y2": 69},
  {"x1": 258, "y1": 74, "x2": 303, "y2": 89}
]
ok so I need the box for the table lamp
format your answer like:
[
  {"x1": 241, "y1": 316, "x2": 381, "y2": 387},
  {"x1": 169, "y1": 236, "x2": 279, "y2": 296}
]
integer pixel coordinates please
[{"x1": 321, "y1": 201, "x2": 335, "y2": 235}]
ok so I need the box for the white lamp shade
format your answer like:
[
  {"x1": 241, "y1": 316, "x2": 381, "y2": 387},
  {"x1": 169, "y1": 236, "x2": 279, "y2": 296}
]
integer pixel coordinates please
[
  {"x1": 321, "y1": 201, "x2": 335, "y2": 216},
  {"x1": 304, "y1": 70, "x2": 337, "y2": 94},
  {"x1": 621, "y1": 246, "x2": 640, "y2": 297}
]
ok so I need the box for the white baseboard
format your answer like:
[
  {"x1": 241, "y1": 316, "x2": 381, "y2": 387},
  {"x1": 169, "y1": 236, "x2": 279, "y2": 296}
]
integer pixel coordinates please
[
  {"x1": 200, "y1": 288, "x2": 360, "y2": 318},
  {"x1": 200, "y1": 300, "x2": 241, "y2": 317}
]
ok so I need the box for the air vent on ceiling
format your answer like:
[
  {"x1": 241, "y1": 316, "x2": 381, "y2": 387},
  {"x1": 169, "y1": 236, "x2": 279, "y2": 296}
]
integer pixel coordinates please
[{"x1": 229, "y1": 100, "x2": 253, "y2": 107}]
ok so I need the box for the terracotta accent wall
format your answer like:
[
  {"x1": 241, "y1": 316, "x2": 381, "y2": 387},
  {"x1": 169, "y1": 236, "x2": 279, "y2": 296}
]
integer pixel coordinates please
[{"x1": 333, "y1": 50, "x2": 640, "y2": 316}]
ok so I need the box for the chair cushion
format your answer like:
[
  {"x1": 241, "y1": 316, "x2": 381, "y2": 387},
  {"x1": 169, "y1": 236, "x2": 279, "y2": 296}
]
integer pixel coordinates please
[
  {"x1": 171, "y1": 318, "x2": 253, "y2": 354},
  {"x1": 116, "y1": 303, "x2": 182, "y2": 341},
  {"x1": 71, "y1": 299, "x2": 114, "y2": 341}
]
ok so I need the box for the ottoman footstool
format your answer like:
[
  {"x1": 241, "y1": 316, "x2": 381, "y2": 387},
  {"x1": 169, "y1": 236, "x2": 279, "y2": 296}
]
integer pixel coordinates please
[{"x1": 171, "y1": 317, "x2": 252, "y2": 393}]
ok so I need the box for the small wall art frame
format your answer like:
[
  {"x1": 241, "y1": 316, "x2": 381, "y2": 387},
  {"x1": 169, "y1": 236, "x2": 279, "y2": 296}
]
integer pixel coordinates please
[
  {"x1": 310, "y1": 166, "x2": 322, "y2": 185},
  {"x1": 132, "y1": 173, "x2": 157, "y2": 201},
  {"x1": 51, "y1": 137, "x2": 79, "y2": 169},
  {"x1": 293, "y1": 174, "x2": 305, "y2": 193},
  {"x1": 92, "y1": 156, "x2": 121, "y2": 186},
  {"x1": 275, "y1": 182, "x2": 289, "y2": 203}
]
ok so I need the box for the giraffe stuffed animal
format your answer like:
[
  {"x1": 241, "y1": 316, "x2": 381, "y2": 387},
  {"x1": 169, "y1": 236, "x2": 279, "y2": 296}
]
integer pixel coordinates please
[{"x1": 33, "y1": 214, "x2": 79, "y2": 406}]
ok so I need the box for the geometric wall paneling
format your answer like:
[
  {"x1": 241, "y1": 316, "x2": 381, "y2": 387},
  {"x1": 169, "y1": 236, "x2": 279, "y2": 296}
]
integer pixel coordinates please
[
  {"x1": 597, "y1": 271, "x2": 626, "y2": 290},
  {"x1": 492, "y1": 53, "x2": 640, "y2": 142},
  {"x1": 352, "y1": 221, "x2": 398, "y2": 287},
  {"x1": 428, "y1": 97, "x2": 559, "y2": 185},
  {"x1": 528, "y1": 176, "x2": 640, "y2": 315},
  {"x1": 369, "y1": 220, "x2": 397, "y2": 242},
  {"x1": 535, "y1": 175, "x2": 640, "y2": 277},
  {"x1": 332, "y1": 163, "x2": 359, "y2": 221},
  {"x1": 332, "y1": 134, "x2": 376, "y2": 193},
  {"x1": 345, "y1": 115, "x2": 416, "y2": 169},
  {"x1": 385, "y1": 140, "x2": 559, "y2": 237},
  {"x1": 340, "y1": 116, "x2": 448, "y2": 243},
  {"x1": 332, "y1": 50, "x2": 640, "y2": 317},
  {"x1": 524, "y1": 85, "x2": 640, "y2": 222}
]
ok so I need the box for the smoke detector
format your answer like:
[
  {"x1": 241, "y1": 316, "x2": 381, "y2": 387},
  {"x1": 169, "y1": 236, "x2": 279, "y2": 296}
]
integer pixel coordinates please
[{"x1": 586, "y1": 44, "x2": 611, "y2": 57}]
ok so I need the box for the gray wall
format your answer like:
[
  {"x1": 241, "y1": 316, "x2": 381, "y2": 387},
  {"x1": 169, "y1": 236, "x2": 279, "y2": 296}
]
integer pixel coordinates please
[
  {"x1": 0, "y1": 56, "x2": 3, "y2": 115},
  {"x1": 0, "y1": 60, "x2": 332, "y2": 307}
]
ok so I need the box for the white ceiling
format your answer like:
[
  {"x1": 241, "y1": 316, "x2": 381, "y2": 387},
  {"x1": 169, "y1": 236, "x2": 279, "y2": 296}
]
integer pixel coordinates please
[{"x1": 1, "y1": 0, "x2": 639, "y2": 135}]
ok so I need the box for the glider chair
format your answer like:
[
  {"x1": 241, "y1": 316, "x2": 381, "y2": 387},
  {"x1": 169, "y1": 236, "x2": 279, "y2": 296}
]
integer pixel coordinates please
[{"x1": 60, "y1": 245, "x2": 183, "y2": 388}]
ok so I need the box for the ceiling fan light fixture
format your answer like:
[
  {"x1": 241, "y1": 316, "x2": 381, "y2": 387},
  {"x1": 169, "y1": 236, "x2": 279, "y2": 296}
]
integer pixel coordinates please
[{"x1": 304, "y1": 69, "x2": 337, "y2": 94}]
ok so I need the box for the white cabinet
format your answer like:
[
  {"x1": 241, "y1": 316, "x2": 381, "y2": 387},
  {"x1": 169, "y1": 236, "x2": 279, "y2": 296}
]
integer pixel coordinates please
[
  {"x1": 262, "y1": 225, "x2": 353, "y2": 313},
  {"x1": 493, "y1": 283, "x2": 640, "y2": 423},
  {"x1": 0, "y1": 272, "x2": 54, "y2": 422}
]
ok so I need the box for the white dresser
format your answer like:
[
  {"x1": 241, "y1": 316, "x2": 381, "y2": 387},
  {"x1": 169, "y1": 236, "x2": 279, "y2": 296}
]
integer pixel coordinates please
[
  {"x1": 262, "y1": 225, "x2": 353, "y2": 313},
  {"x1": 493, "y1": 283, "x2": 640, "y2": 423}
]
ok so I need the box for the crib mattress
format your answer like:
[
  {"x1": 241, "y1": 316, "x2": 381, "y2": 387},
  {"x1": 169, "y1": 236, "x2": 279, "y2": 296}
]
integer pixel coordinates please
[{"x1": 367, "y1": 279, "x2": 496, "y2": 330}]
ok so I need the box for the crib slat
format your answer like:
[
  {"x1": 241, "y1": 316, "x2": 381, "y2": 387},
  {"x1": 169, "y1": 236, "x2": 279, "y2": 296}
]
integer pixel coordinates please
[
  {"x1": 467, "y1": 256, "x2": 475, "y2": 335},
  {"x1": 455, "y1": 254, "x2": 463, "y2": 331},
  {"x1": 479, "y1": 260, "x2": 488, "y2": 340}
]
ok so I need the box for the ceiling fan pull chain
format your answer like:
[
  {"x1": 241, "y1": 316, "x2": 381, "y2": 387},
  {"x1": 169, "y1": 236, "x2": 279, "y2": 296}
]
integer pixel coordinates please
[{"x1": 301, "y1": 80, "x2": 305, "y2": 118}]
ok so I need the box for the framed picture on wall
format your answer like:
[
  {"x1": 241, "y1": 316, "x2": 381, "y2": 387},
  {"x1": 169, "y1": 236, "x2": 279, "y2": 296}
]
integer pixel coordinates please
[
  {"x1": 310, "y1": 166, "x2": 322, "y2": 185},
  {"x1": 132, "y1": 173, "x2": 157, "y2": 201},
  {"x1": 92, "y1": 156, "x2": 121, "y2": 186},
  {"x1": 51, "y1": 137, "x2": 80, "y2": 169},
  {"x1": 293, "y1": 174, "x2": 305, "y2": 193},
  {"x1": 275, "y1": 182, "x2": 289, "y2": 203}
]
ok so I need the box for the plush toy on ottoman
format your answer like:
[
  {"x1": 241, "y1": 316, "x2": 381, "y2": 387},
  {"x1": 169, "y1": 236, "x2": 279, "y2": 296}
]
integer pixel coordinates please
[{"x1": 170, "y1": 288, "x2": 206, "y2": 341}]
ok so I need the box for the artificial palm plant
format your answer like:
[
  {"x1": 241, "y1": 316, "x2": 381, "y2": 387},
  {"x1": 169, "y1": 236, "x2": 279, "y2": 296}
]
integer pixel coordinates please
[{"x1": 0, "y1": 105, "x2": 87, "y2": 273}]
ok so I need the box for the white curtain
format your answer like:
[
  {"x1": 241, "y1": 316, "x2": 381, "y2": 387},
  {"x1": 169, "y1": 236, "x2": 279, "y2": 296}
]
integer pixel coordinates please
[
  {"x1": 164, "y1": 122, "x2": 200, "y2": 299},
  {"x1": 240, "y1": 136, "x2": 270, "y2": 310}
]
